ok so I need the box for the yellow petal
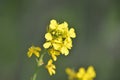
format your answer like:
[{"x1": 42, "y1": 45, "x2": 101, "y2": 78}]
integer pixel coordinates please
[
  {"x1": 49, "y1": 49, "x2": 60, "y2": 61},
  {"x1": 69, "y1": 28, "x2": 76, "y2": 38},
  {"x1": 48, "y1": 59, "x2": 53, "y2": 65},
  {"x1": 50, "y1": 19, "x2": 57, "y2": 30},
  {"x1": 60, "y1": 46, "x2": 69, "y2": 56},
  {"x1": 27, "y1": 52, "x2": 32, "y2": 58},
  {"x1": 45, "y1": 33, "x2": 53, "y2": 41},
  {"x1": 53, "y1": 43, "x2": 61, "y2": 50},
  {"x1": 51, "y1": 69, "x2": 56, "y2": 74},
  {"x1": 52, "y1": 54, "x2": 57, "y2": 61},
  {"x1": 77, "y1": 67, "x2": 86, "y2": 78},
  {"x1": 27, "y1": 46, "x2": 41, "y2": 58},
  {"x1": 63, "y1": 22, "x2": 68, "y2": 28},
  {"x1": 79, "y1": 68, "x2": 86, "y2": 74},
  {"x1": 58, "y1": 22, "x2": 68, "y2": 29},
  {"x1": 87, "y1": 66, "x2": 96, "y2": 78},
  {"x1": 34, "y1": 51, "x2": 40, "y2": 57},
  {"x1": 34, "y1": 47, "x2": 41, "y2": 51},
  {"x1": 64, "y1": 38, "x2": 72, "y2": 49},
  {"x1": 43, "y1": 42, "x2": 51, "y2": 48},
  {"x1": 48, "y1": 70, "x2": 52, "y2": 75}
]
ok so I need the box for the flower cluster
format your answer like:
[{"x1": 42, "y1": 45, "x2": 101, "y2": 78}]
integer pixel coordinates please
[
  {"x1": 43, "y1": 19, "x2": 76, "y2": 61},
  {"x1": 66, "y1": 66, "x2": 96, "y2": 80},
  {"x1": 27, "y1": 19, "x2": 76, "y2": 76},
  {"x1": 26, "y1": 19, "x2": 97, "y2": 80},
  {"x1": 44, "y1": 19, "x2": 76, "y2": 75}
]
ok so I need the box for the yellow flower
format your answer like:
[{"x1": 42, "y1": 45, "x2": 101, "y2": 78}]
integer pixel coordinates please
[
  {"x1": 60, "y1": 46, "x2": 69, "y2": 56},
  {"x1": 27, "y1": 45, "x2": 41, "y2": 58},
  {"x1": 64, "y1": 37, "x2": 72, "y2": 49},
  {"x1": 57, "y1": 22, "x2": 68, "y2": 36},
  {"x1": 43, "y1": 19, "x2": 76, "y2": 60},
  {"x1": 46, "y1": 59, "x2": 56, "y2": 75},
  {"x1": 77, "y1": 66, "x2": 96, "y2": 80},
  {"x1": 60, "y1": 38, "x2": 72, "y2": 55},
  {"x1": 66, "y1": 66, "x2": 96, "y2": 80},
  {"x1": 49, "y1": 48, "x2": 60, "y2": 61}
]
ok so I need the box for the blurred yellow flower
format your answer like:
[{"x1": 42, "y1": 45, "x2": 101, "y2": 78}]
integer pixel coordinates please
[
  {"x1": 77, "y1": 66, "x2": 96, "y2": 80},
  {"x1": 66, "y1": 66, "x2": 96, "y2": 80},
  {"x1": 46, "y1": 59, "x2": 56, "y2": 75},
  {"x1": 27, "y1": 45, "x2": 41, "y2": 58}
]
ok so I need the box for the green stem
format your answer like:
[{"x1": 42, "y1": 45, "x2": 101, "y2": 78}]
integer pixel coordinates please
[
  {"x1": 37, "y1": 49, "x2": 47, "y2": 67},
  {"x1": 31, "y1": 49, "x2": 47, "y2": 80},
  {"x1": 31, "y1": 66, "x2": 39, "y2": 80},
  {"x1": 32, "y1": 73, "x2": 37, "y2": 80}
]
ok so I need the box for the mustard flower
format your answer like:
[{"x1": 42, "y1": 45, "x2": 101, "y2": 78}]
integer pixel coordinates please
[
  {"x1": 60, "y1": 38, "x2": 72, "y2": 55},
  {"x1": 48, "y1": 48, "x2": 60, "y2": 61},
  {"x1": 77, "y1": 66, "x2": 96, "y2": 80},
  {"x1": 27, "y1": 45, "x2": 41, "y2": 58},
  {"x1": 46, "y1": 59, "x2": 56, "y2": 75},
  {"x1": 66, "y1": 66, "x2": 96, "y2": 80},
  {"x1": 43, "y1": 19, "x2": 76, "y2": 60}
]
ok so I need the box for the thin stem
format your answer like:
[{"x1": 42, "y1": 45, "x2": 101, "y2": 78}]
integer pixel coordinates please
[
  {"x1": 31, "y1": 49, "x2": 47, "y2": 80},
  {"x1": 32, "y1": 73, "x2": 37, "y2": 80},
  {"x1": 31, "y1": 66, "x2": 39, "y2": 80},
  {"x1": 37, "y1": 49, "x2": 47, "y2": 67}
]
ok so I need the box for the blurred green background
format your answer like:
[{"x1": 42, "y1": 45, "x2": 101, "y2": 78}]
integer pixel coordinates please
[{"x1": 0, "y1": 0, "x2": 120, "y2": 80}]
